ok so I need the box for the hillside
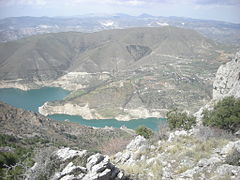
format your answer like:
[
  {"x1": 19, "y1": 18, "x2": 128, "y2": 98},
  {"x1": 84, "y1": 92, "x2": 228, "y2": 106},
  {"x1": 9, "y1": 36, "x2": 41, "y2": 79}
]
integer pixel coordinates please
[
  {"x1": 0, "y1": 102, "x2": 133, "y2": 150},
  {"x1": 113, "y1": 51, "x2": 240, "y2": 180},
  {"x1": 0, "y1": 26, "x2": 233, "y2": 120},
  {"x1": 0, "y1": 27, "x2": 221, "y2": 81}
]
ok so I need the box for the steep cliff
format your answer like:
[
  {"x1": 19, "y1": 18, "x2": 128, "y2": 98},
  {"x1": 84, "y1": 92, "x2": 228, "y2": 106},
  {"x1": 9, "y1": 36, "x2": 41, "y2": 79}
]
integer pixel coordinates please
[{"x1": 213, "y1": 51, "x2": 240, "y2": 99}]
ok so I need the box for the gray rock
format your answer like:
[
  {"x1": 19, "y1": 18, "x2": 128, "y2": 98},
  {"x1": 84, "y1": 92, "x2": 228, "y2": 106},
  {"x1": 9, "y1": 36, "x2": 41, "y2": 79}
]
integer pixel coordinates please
[
  {"x1": 213, "y1": 51, "x2": 240, "y2": 99},
  {"x1": 216, "y1": 164, "x2": 240, "y2": 177},
  {"x1": 54, "y1": 147, "x2": 87, "y2": 162},
  {"x1": 126, "y1": 135, "x2": 147, "y2": 151},
  {"x1": 86, "y1": 153, "x2": 105, "y2": 171},
  {"x1": 220, "y1": 141, "x2": 240, "y2": 158},
  {"x1": 168, "y1": 130, "x2": 189, "y2": 142},
  {"x1": 59, "y1": 175, "x2": 75, "y2": 180},
  {"x1": 84, "y1": 153, "x2": 125, "y2": 180}
]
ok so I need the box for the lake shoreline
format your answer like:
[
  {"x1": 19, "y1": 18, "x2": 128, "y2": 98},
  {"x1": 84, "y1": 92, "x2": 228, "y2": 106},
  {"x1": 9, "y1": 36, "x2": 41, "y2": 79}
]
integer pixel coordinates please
[
  {"x1": 39, "y1": 101, "x2": 167, "y2": 121},
  {"x1": 0, "y1": 87, "x2": 166, "y2": 130}
]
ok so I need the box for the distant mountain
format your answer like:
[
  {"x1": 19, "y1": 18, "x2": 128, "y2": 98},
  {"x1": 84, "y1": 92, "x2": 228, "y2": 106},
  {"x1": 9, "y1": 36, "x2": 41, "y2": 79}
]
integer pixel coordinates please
[
  {"x1": 0, "y1": 26, "x2": 233, "y2": 119},
  {"x1": 0, "y1": 26, "x2": 221, "y2": 82},
  {"x1": 0, "y1": 14, "x2": 240, "y2": 45}
]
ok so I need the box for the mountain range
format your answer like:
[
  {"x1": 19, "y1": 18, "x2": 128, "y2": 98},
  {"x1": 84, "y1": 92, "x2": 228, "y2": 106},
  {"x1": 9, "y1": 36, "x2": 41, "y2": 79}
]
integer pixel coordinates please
[{"x1": 0, "y1": 14, "x2": 240, "y2": 46}]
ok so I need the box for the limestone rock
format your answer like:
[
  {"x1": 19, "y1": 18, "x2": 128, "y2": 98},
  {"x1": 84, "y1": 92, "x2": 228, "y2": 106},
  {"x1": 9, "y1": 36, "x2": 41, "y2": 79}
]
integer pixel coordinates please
[
  {"x1": 54, "y1": 147, "x2": 87, "y2": 162},
  {"x1": 216, "y1": 164, "x2": 240, "y2": 178},
  {"x1": 29, "y1": 147, "x2": 126, "y2": 180},
  {"x1": 126, "y1": 136, "x2": 147, "y2": 151},
  {"x1": 213, "y1": 51, "x2": 240, "y2": 99},
  {"x1": 168, "y1": 130, "x2": 190, "y2": 142},
  {"x1": 114, "y1": 136, "x2": 149, "y2": 165},
  {"x1": 220, "y1": 140, "x2": 240, "y2": 158}
]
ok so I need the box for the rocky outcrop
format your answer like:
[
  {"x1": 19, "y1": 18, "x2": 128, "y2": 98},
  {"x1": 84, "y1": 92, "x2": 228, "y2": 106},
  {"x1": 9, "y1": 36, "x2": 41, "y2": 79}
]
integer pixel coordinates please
[
  {"x1": 114, "y1": 136, "x2": 149, "y2": 165},
  {"x1": 194, "y1": 51, "x2": 240, "y2": 124},
  {"x1": 27, "y1": 147, "x2": 127, "y2": 180},
  {"x1": 213, "y1": 51, "x2": 240, "y2": 99},
  {"x1": 113, "y1": 134, "x2": 240, "y2": 180}
]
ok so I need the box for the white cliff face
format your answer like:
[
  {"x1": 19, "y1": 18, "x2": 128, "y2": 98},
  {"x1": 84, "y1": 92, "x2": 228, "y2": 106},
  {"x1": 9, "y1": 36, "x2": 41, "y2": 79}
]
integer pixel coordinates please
[
  {"x1": 194, "y1": 51, "x2": 240, "y2": 123},
  {"x1": 38, "y1": 102, "x2": 103, "y2": 119},
  {"x1": 0, "y1": 71, "x2": 111, "y2": 91},
  {"x1": 39, "y1": 102, "x2": 166, "y2": 121},
  {"x1": 213, "y1": 51, "x2": 240, "y2": 100}
]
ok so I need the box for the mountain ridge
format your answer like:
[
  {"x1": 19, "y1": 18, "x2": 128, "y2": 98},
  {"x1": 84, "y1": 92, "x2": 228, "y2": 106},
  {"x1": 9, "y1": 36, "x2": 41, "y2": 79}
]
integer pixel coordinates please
[{"x1": 0, "y1": 14, "x2": 239, "y2": 46}]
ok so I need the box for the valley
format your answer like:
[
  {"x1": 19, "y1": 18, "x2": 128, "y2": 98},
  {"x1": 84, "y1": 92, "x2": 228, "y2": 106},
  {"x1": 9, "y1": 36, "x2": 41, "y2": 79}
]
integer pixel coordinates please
[
  {"x1": 0, "y1": 26, "x2": 234, "y2": 120},
  {"x1": 0, "y1": 3, "x2": 239, "y2": 178},
  {"x1": 0, "y1": 87, "x2": 165, "y2": 130}
]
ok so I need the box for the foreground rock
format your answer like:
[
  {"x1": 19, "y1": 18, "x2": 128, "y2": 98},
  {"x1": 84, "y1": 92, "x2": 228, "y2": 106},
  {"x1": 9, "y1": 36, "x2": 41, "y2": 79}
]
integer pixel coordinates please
[
  {"x1": 113, "y1": 133, "x2": 240, "y2": 180},
  {"x1": 27, "y1": 147, "x2": 127, "y2": 180}
]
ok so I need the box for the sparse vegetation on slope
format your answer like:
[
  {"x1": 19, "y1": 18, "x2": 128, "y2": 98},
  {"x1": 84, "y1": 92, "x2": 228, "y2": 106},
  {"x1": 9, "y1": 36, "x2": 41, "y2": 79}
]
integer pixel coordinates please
[
  {"x1": 135, "y1": 126, "x2": 153, "y2": 139},
  {"x1": 114, "y1": 126, "x2": 238, "y2": 180},
  {"x1": 166, "y1": 109, "x2": 196, "y2": 130},
  {"x1": 202, "y1": 96, "x2": 240, "y2": 133},
  {"x1": 0, "y1": 134, "x2": 35, "y2": 180}
]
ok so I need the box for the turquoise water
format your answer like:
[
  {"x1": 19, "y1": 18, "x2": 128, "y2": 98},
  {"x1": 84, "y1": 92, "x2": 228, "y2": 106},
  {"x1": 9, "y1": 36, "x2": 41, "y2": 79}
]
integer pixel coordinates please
[
  {"x1": 0, "y1": 87, "x2": 70, "y2": 112},
  {"x1": 49, "y1": 114, "x2": 166, "y2": 131},
  {"x1": 0, "y1": 87, "x2": 166, "y2": 131}
]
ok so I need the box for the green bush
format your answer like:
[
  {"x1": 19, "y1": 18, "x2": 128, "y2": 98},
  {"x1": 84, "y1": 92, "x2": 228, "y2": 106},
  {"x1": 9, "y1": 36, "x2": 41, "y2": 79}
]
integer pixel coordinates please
[
  {"x1": 0, "y1": 152, "x2": 17, "y2": 168},
  {"x1": 166, "y1": 109, "x2": 196, "y2": 130},
  {"x1": 135, "y1": 126, "x2": 153, "y2": 139},
  {"x1": 0, "y1": 134, "x2": 34, "y2": 179},
  {"x1": 202, "y1": 96, "x2": 240, "y2": 133},
  {"x1": 0, "y1": 134, "x2": 17, "y2": 146}
]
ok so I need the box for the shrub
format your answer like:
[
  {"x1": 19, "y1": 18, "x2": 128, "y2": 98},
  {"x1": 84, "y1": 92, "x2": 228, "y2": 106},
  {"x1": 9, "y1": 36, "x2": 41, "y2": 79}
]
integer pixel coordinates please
[
  {"x1": 202, "y1": 96, "x2": 240, "y2": 133},
  {"x1": 153, "y1": 123, "x2": 170, "y2": 141},
  {"x1": 135, "y1": 126, "x2": 153, "y2": 139},
  {"x1": 166, "y1": 109, "x2": 196, "y2": 130},
  {"x1": 98, "y1": 137, "x2": 131, "y2": 155},
  {"x1": 0, "y1": 152, "x2": 17, "y2": 168}
]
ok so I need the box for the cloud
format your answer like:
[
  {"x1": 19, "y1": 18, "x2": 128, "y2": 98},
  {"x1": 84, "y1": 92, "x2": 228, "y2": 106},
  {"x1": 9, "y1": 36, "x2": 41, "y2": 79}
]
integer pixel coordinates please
[
  {"x1": 71, "y1": 0, "x2": 146, "y2": 6},
  {"x1": 71, "y1": 0, "x2": 240, "y2": 6},
  {"x1": 193, "y1": 0, "x2": 240, "y2": 6},
  {"x1": 1, "y1": 0, "x2": 239, "y2": 7},
  {"x1": 0, "y1": 0, "x2": 47, "y2": 6}
]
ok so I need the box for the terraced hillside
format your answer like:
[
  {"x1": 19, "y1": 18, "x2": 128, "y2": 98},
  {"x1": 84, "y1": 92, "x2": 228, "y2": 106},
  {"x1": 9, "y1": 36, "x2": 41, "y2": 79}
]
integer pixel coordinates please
[{"x1": 0, "y1": 27, "x2": 234, "y2": 119}]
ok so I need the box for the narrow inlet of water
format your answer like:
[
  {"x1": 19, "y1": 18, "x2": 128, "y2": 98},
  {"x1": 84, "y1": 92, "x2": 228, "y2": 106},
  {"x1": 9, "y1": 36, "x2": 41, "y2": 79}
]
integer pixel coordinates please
[{"x1": 0, "y1": 87, "x2": 166, "y2": 131}]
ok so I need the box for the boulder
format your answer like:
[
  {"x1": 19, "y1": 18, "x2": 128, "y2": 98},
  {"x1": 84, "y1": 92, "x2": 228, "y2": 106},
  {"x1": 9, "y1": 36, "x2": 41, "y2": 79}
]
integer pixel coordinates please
[
  {"x1": 216, "y1": 164, "x2": 240, "y2": 177},
  {"x1": 30, "y1": 147, "x2": 126, "y2": 180},
  {"x1": 54, "y1": 147, "x2": 87, "y2": 162},
  {"x1": 126, "y1": 135, "x2": 147, "y2": 151}
]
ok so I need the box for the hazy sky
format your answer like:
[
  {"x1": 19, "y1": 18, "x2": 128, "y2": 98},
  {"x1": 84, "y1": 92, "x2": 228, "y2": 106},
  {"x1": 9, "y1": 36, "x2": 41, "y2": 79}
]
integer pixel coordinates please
[{"x1": 0, "y1": 0, "x2": 239, "y2": 23}]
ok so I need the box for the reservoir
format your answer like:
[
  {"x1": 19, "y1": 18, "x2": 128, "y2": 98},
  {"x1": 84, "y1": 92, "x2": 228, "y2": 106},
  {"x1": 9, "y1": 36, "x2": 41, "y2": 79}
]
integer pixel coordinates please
[{"x1": 0, "y1": 87, "x2": 166, "y2": 131}]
